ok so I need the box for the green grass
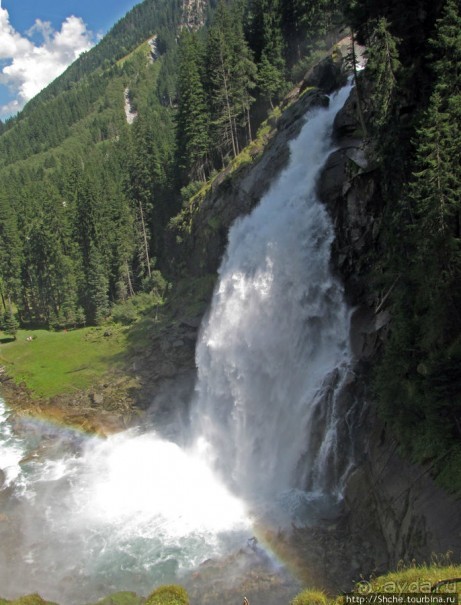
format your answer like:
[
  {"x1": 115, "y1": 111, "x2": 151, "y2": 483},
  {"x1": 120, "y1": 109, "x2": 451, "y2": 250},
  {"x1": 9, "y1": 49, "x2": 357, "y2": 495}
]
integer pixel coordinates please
[
  {"x1": 85, "y1": 591, "x2": 145, "y2": 605},
  {"x1": 145, "y1": 586, "x2": 189, "y2": 605},
  {"x1": 0, "y1": 326, "x2": 127, "y2": 398},
  {"x1": 116, "y1": 40, "x2": 151, "y2": 67},
  {"x1": 292, "y1": 589, "x2": 329, "y2": 605},
  {"x1": 359, "y1": 562, "x2": 461, "y2": 595},
  {"x1": 287, "y1": 562, "x2": 461, "y2": 605},
  {"x1": 0, "y1": 595, "x2": 57, "y2": 605}
]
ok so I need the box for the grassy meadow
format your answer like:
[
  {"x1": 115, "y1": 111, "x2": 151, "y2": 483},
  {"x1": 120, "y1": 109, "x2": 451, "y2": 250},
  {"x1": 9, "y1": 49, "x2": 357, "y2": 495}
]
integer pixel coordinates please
[{"x1": 0, "y1": 326, "x2": 127, "y2": 398}]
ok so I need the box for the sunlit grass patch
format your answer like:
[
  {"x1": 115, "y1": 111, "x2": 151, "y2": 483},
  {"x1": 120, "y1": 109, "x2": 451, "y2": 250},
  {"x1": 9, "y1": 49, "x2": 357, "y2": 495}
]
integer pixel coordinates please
[{"x1": 0, "y1": 326, "x2": 126, "y2": 398}]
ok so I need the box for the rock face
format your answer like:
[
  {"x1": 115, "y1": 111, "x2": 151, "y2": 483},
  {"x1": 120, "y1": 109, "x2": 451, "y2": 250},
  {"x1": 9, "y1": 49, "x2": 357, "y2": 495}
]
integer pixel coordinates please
[
  {"x1": 345, "y1": 414, "x2": 461, "y2": 570},
  {"x1": 317, "y1": 84, "x2": 461, "y2": 570},
  {"x1": 336, "y1": 381, "x2": 461, "y2": 576},
  {"x1": 180, "y1": 0, "x2": 207, "y2": 31},
  {"x1": 318, "y1": 86, "x2": 384, "y2": 309}
]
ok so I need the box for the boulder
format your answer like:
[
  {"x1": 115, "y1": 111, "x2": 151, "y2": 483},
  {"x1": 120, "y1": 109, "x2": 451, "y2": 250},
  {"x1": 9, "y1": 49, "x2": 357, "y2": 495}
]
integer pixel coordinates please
[
  {"x1": 333, "y1": 87, "x2": 362, "y2": 137},
  {"x1": 302, "y1": 56, "x2": 347, "y2": 94},
  {"x1": 90, "y1": 393, "x2": 104, "y2": 406}
]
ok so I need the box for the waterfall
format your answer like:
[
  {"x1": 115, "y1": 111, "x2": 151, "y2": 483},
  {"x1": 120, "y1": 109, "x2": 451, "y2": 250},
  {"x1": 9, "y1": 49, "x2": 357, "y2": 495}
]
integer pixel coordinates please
[
  {"x1": 0, "y1": 397, "x2": 26, "y2": 489},
  {"x1": 0, "y1": 82, "x2": 356, "y2": 603},
  {"x1": 191, "y1": 82, "x2": 355, "y2": 519}
]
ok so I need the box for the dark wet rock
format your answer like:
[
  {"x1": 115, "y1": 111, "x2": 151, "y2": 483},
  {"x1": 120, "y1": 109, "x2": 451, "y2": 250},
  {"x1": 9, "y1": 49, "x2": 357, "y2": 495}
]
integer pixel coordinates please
[
  {"x1": 333, "y1": 87, "x2": 362, "y2": 137},
  {"x1": 180, "y1": 316, "x2": 202, "y2": 329},
  {"x1": 182, "y1": 545, "x2": 301, "y2": 605},
  {"x1": 318, "y1": 85, "x2": 384, "y2": 308},
  {"x1": 315, "y1": 80, "x2": 461, "y2": 573},
  {"x1": 302, "y1": 56, "x2": 347, "y2": 94},
  {"x1": 344, "y1": 411, "x2": 461, "y2": 568},
  {"x1": 350, "y1": 306, "x2": 390, "y2": 360},
  {"x1": 277, "y1": 90, "x2": 328, "y2": 132}
]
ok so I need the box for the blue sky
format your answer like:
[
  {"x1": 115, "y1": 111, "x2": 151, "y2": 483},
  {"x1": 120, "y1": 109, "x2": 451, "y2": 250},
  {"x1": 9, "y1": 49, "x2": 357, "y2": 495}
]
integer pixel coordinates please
[{"x1": 0, "y1": 0, "x2": 142, "y2": 120}]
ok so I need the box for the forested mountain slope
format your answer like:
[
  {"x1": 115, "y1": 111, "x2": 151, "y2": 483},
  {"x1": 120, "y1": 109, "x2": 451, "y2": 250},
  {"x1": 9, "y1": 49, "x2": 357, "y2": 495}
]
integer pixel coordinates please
[{"x1": 0, "y1": 0, "x2": 342, "y2": 330}]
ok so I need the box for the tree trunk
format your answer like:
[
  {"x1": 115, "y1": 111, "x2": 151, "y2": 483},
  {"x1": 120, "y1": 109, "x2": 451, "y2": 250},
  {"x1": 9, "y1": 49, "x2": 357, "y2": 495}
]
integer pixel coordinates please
[{"x1": 138, "y1": 201, "x2": 151, "y2": 278}]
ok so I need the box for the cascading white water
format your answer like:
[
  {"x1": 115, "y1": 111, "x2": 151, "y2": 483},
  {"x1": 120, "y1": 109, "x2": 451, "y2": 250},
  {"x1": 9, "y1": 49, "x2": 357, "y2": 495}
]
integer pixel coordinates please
[
  {"x1": 0, "y1": 82, "x2": 355, "y2": 603},
  {"x1": 0, "y1": 398, "x2": 26, "y2": 488},
  {"x1": 191, "y1": 82, "x2": 355, "y2": 517}
]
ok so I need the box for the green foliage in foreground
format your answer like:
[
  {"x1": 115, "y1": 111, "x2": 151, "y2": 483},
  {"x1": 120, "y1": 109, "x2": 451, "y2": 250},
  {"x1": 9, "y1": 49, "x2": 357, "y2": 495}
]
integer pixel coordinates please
[
  {"x1": 291, "y1": 589, "x2": 329, "y2": 605},
  {"x1": 0, "y1": 595, "x2": 57, "y2": 605},
  {"x1": 85, "y1": 591, "x2": 145, "y2": 605},
  {"x1": 0, "y1": 592, "x2": 144, "y2": 605},
  {"x1": 292, "y1": 561, "x2": 461, "y2": 605},
  {"x1": 145, "y1": 585, "x2": 189, "y2": 605},
  {"x1": 363, "y1": 562, "x2": 461, "y2": 594},
  {"x1": 2, "y1": 564, "x2": 461, "y2": 605}
]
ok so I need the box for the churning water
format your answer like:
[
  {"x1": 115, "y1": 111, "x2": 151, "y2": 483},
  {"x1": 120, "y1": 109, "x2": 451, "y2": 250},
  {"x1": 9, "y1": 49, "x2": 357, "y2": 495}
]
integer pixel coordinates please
[
  {"x1": 0, "y1": 82, "x2": 355, "y2": 603},
  {"x1": 0, "y1": 398, "x2": 250, "y2": 602}
]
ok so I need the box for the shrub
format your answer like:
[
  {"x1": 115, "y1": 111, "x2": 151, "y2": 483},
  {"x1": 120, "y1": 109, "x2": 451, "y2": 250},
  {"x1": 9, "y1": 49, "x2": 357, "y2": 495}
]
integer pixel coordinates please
[
  {"x1": 291, "y1": 589, "x2": 329, "y2": 605},
  {"x1": 91, "y1": 591, "x2": 144, "y2": 605},
  {"x1": 111, "y1": 303, "x2": 139, "y2": 325},
  {"x1": 145, "y1": 585, "x2": 189, "y2": 605}
]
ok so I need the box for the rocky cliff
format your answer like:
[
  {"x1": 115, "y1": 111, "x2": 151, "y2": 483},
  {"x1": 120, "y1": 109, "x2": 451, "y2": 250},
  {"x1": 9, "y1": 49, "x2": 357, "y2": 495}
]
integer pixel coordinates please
[
  {"x1": 180, "y1": 0, "x2": 207, "y2": 30},
  {"x1": 319, "y1": 80, "x2": 461, "y2": 573}
]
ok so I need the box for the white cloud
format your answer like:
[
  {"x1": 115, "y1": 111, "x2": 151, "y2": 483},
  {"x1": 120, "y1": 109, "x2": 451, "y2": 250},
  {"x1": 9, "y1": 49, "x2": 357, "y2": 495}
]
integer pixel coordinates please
[{"x1": 0, "y1": 3, "x2": 96, "y2": 119}]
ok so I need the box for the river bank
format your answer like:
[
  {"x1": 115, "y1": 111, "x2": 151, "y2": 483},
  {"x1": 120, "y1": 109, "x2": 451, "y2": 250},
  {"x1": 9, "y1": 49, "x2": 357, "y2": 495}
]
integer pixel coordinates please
[{"x1": 0, "y1": 369, "x2": 137, "y2": 435}]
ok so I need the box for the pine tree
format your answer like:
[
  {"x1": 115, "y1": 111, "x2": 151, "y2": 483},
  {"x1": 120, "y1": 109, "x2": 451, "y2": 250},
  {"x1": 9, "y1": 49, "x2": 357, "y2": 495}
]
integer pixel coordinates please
[
  {"x1": 1, "y1": 308, "x2": 19, "y2": 340},
  {"x1": 228, "y1": 2, "x2": 257, "y2": 143},
  {"x1": 281, "y1": 0, "x2": 342, "y2": 61},
  {"x1": 86, "y1": 244, "x2": 110, "y2": 325},
  {"x1": 176, "y1": 30, "x2": 210, "y2": 183},
  {"x1": 410, "y1": 0, "x2": 461, "y2": 277},
  {"x1": 257, "y1": 53, "x2": 284, "y2": 109},
  {"x1": 157, "y1": 44, "x2": 179, "y2": 107},
  {"x1": 0, "y1": 192, "x2": 22, "y2": 311},
  {"x1": 366, "y1": 17, "x2": 401, "y2": 133},
  {"x1": 375, "y1": 0, "x2": 461, "y2": 479},
  {"x1": 207, "y1": 1, "x2": 241, "y2": 160},
  {"x1": 411, "y1": 93, "x2": 458, "y2": 240},
  {"x1": 206, "y1": 1, "x2": 257, "y2": 162},
  {"x1": 251, "y1": 0, "x2": 285, "y2": 108}
]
